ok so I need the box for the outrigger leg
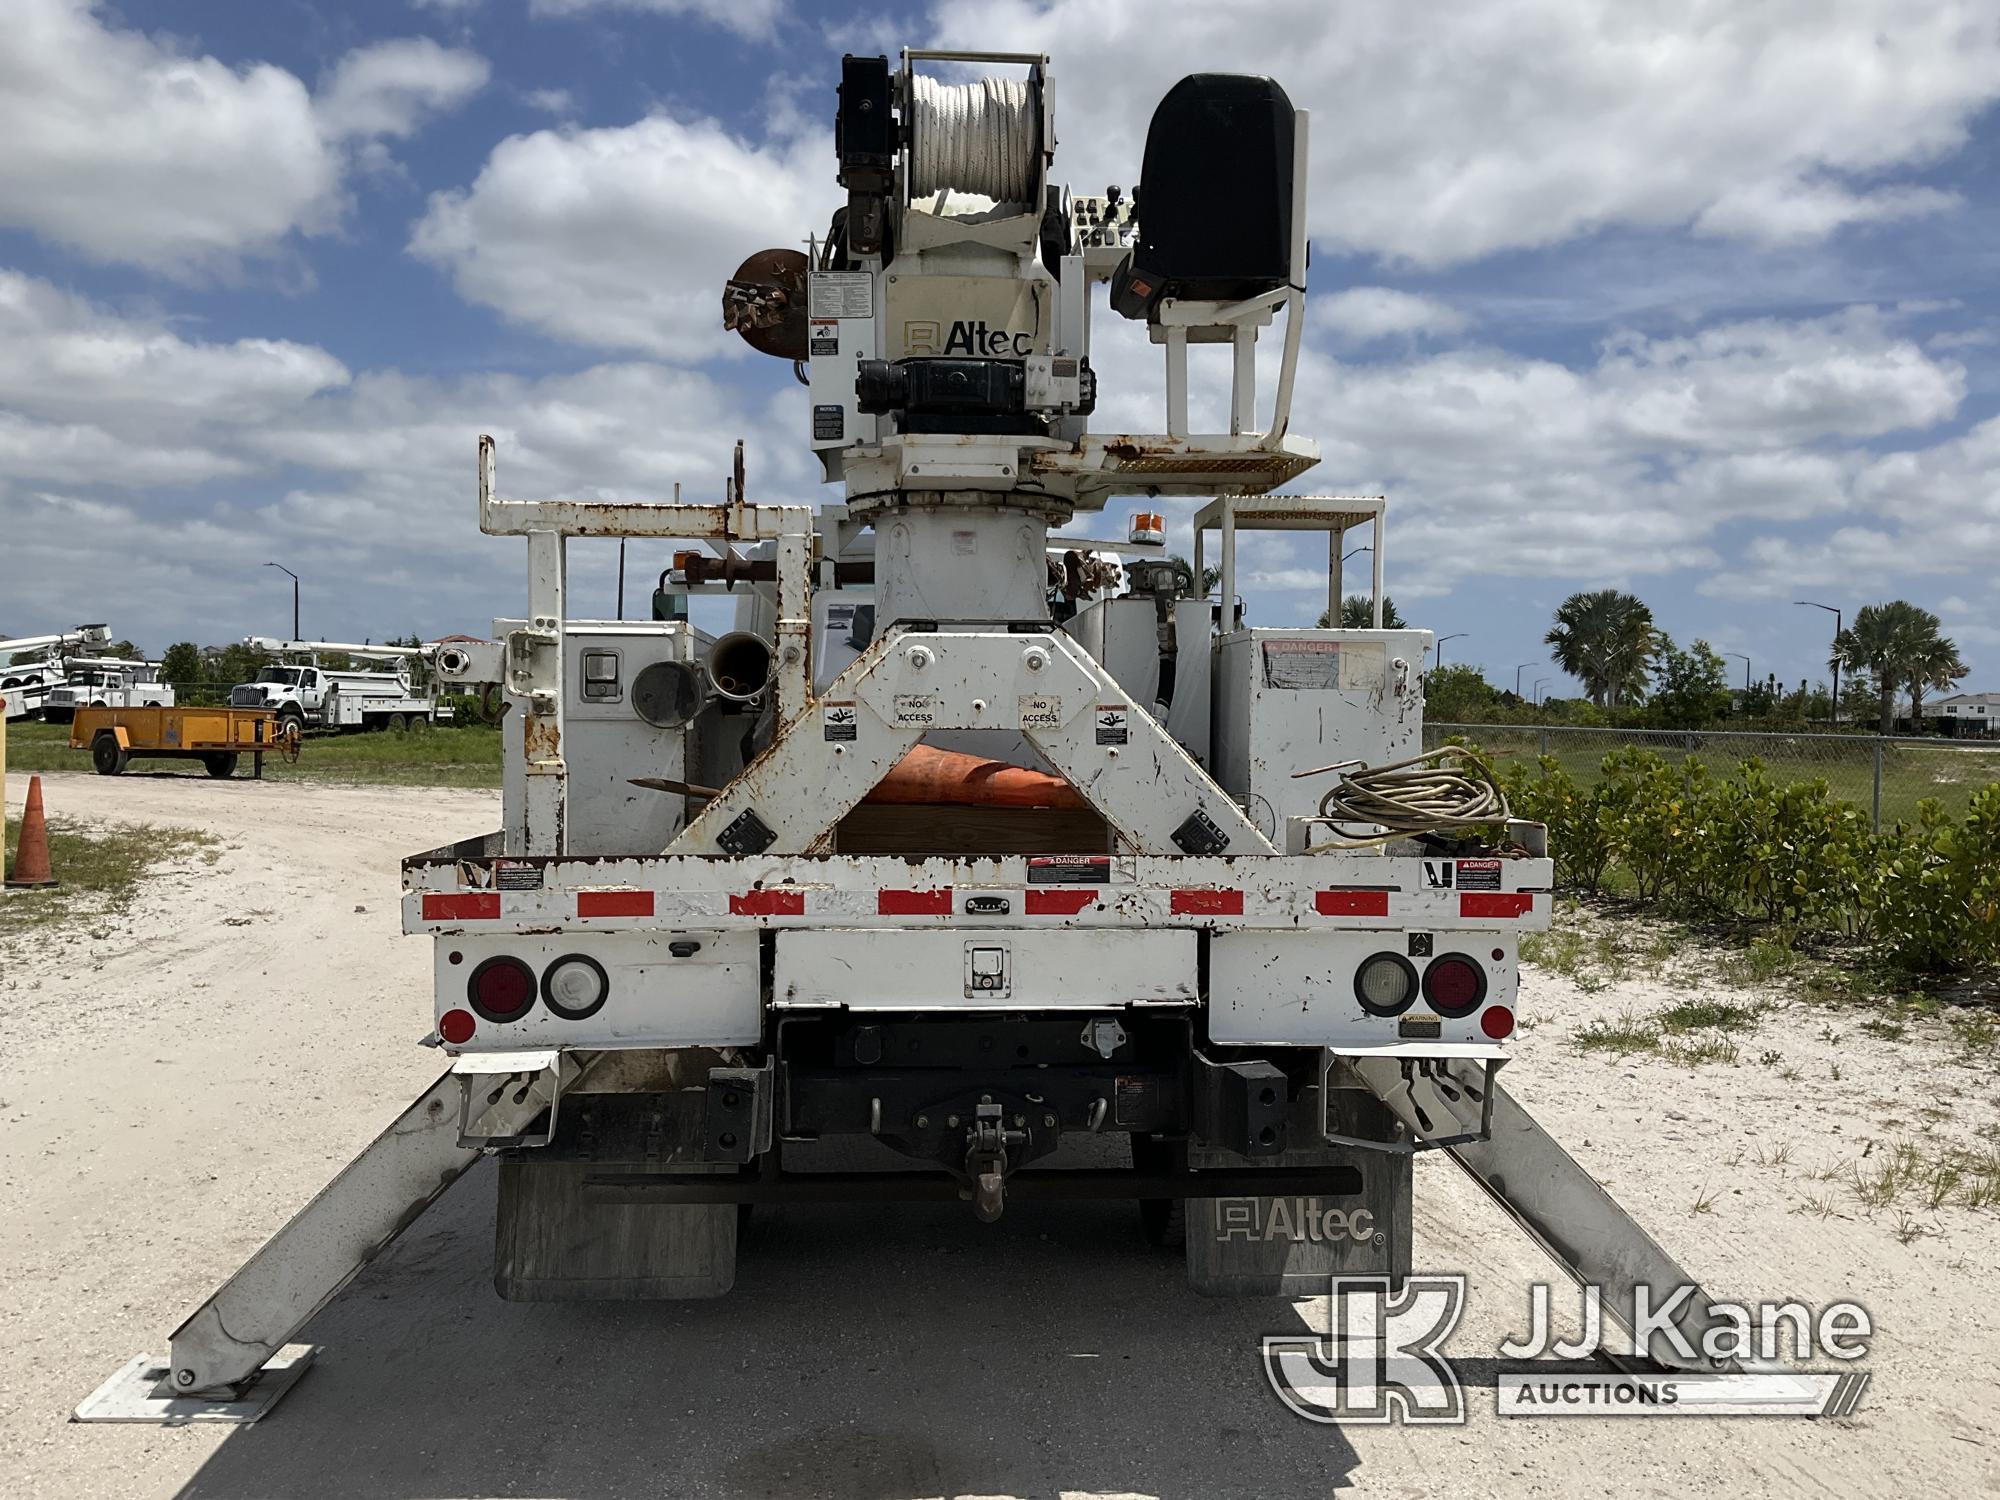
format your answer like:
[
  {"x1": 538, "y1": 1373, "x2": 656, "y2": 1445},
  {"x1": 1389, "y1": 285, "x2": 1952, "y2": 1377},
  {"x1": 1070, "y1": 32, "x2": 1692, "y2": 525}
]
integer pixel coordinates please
[
  {"x1": 75, "y1": 1054, "x2": 575, "y2": 1423},
  {"x1": 1349, "y1": 1056, "x2": 1734, "y2": 1372}
]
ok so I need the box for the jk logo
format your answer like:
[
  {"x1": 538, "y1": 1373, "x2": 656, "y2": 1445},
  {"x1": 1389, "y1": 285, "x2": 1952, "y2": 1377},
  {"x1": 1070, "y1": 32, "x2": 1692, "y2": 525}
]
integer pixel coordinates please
[{"x1": 1263, "y1": 1275, "x2": 1467, "y2": 1425}]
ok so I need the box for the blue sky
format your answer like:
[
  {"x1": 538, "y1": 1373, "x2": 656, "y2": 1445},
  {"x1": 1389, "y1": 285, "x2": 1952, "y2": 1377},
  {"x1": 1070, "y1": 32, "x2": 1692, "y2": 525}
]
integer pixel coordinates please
[{"x1": 3, "y1": 0, "x2": 1998, "y2": 701}]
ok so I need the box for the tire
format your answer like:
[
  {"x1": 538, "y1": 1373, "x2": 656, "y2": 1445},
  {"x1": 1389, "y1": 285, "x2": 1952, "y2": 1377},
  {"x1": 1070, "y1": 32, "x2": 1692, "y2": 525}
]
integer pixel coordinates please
[
  {"x1": 1132, "y1": 1136, "x2": 1187, "y2": 1249},
  {"x1": 388, "y1": 713, "x2": 409, "y2": 733},
  {"x1": 203, "y1": 752, "x2": 239, "y2": 779},
  {"x1": 91, "y1": 733, "x2": 128, "y2": 776},
  {"x1": 279, "y1": 707, "x2": 305, "y2": 738},
  {"x1": 1138, "y1": 1196, "x2": 1186, "y2": 1249},
  {"x1": 42, "y1": 708, "x2": 72, "y2": 725},
  {"x1": 407, "y1": 714, "x2": 431, "y2": 733}
]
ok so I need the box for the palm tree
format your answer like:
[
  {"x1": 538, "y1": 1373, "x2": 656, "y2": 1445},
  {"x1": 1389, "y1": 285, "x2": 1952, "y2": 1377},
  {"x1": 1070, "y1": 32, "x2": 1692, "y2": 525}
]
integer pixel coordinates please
[
  {"x1": 1317, "y1": 595, "x2": 1406, "y2": 629},
  {"x1": 1906, "y1": 634, "x2": 1968, "y2": 730},
  {"x1": 1832, "y1": 601, "x2": 1958, "y2": 734},
  {"x1": 1545, "y1": 590, "x2": 1658, "y2": 708}
]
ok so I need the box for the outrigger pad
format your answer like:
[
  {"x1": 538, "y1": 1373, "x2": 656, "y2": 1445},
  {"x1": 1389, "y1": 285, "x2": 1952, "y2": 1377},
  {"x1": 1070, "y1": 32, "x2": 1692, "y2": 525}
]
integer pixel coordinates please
[{"x1": 72, "y1": 1347, "x2": 315, "y2": 1425}]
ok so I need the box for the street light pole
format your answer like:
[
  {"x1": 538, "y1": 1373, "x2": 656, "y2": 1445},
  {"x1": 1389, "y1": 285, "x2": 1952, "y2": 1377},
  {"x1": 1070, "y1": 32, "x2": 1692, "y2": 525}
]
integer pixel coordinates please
[
  {"x1": 1514, "y1": 662, "x2": 1535, "y2": 697},
  {"x1": 1724, "y1": 651, "x2": 1751, "y2": 693},
  {"x1": 1434, "y1": 632, "x2": 1466, "y2": 670},
  {"x1": 1533, "y1": 677, "x2": 1551, "y2": 707},
  {"x1": 1796, "y1": 601, "x2": 1843, "y2": 726},
  {"x1": 264, "y1": 562, "x2": 300, "y2": 641}
]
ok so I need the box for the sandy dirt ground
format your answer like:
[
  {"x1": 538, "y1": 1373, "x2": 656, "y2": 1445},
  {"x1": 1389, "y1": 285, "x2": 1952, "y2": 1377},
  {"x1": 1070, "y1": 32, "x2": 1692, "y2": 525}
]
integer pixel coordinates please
[{"x1": 3, "y1": 768, "x2": 1998, "y2": 1499}]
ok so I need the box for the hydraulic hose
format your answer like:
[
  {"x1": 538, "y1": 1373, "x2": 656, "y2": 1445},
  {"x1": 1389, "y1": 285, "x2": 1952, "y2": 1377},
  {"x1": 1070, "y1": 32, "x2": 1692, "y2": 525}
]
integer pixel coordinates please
[{"x1": 1296, "y1": 745, "x2": 1510, "y2": 851}]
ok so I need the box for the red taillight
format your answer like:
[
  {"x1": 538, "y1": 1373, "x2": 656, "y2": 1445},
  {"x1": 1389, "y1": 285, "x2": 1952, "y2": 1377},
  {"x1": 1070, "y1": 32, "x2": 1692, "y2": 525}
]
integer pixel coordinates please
[
  {"x1": 439, "y1": 1008, "x2": 477, "y2": 1045},
  {"x1": 1481, "y1": 1005, "x2": 1515, "y2": 1040},
  {"x1": 1421, "y1": 954, "x2": 1487, "y2": 1017},
  {"x1": 467, "y1": 955, "x2": 536, "y2": 1022}
]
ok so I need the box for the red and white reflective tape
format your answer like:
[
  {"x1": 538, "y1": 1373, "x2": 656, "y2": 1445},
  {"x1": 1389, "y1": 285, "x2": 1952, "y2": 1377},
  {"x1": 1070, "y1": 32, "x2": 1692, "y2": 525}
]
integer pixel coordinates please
[
  {"x1": 878, "y1": 889, "x2": 952, "y2": 915},
  {"x1": 1461, "y1": 892, "x2": 1534, "y2": 919},
  {"x1": 1024, "y1": 888, "x2": 1098, "y2": 915},
  {"x1": 730, "y1": 889, "x2": 806, "y2": 917},
  {"x1": 1170, "y1": 888, "x2": 1243, "y2": 916},
  {"x1": 1315, "y1": 889, "x2": 1390, "y2": 917},
  {"x1": 577, "y1": 889, "x2": 654, "y2": 918},
  {"x1": 422, "y1": 892, "x2": 500, "y2": 921},
  {"x1": 414, "y1": 879, "x2": 1543, "y2": 928}
]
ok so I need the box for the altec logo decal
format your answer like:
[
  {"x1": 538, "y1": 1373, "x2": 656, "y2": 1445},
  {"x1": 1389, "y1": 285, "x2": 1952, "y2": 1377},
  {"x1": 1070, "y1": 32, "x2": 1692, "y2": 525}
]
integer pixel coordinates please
[
  {"x1": 1214, "y1": 1198, "x2": 1377, "y2": 1245},
  {"x1": 904, "y1": 319, "x2": 1035, "y2": 356}
]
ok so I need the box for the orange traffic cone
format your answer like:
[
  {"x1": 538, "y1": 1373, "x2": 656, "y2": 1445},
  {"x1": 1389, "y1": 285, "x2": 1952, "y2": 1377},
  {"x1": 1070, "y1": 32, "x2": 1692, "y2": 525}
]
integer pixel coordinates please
[{"x1": 6, "y1": 775, "x2": 57, "y2": 889}]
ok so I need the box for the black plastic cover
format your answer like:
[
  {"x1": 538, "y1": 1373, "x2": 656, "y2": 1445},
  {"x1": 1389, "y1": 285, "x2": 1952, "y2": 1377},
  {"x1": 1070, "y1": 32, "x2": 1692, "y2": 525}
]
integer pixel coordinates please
[
  {"x1": 836, "y1": 55, "x2": 894, "y2": 181},
  {"x1": 1112, "y1": 74, "x2": 1296, "y2": 320}
]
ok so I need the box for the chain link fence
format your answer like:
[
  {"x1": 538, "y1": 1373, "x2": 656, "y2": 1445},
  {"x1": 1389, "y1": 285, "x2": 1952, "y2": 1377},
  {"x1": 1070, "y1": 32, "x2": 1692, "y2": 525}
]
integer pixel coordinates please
[{"x1": 1423, "y1": 722, "x2": 2000, "y2": 831}]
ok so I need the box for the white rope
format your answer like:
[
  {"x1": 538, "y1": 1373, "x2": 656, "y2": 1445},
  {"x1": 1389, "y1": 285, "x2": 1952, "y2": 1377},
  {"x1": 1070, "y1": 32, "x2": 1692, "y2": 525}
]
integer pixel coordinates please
[{"x1": 908, "y1": 74, "x2": 1039, "y2": 204}]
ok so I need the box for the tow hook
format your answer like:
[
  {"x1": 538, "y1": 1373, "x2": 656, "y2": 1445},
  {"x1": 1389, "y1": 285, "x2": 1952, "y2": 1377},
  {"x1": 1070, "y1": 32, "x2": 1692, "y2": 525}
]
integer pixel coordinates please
[{"x1": 965, "y1": 1101, "x2": 1027, "y2": 1222}]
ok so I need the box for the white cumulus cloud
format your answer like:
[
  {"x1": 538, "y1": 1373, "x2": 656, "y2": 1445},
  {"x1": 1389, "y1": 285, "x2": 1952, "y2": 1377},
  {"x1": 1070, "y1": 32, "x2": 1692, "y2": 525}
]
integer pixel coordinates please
[
  {"x1": 0, "y1": 2, "x2": 487, "y2": 275},
  {"x1": 409, "y1": 114, "x2": 827, "y2": 359},
  {"x1": 929, "y1": 0, "x2": 2000, "y2": 266},
  {"x1": 315, "y1": 37, "x2": 492, "y2": 143}
]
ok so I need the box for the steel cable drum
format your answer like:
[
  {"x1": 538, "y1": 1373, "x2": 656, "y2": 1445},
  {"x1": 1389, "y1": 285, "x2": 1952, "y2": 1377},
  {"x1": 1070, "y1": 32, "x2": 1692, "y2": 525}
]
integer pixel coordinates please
[{"x1": 907, "y1": 74, "x2": 1040, "y2": 205}]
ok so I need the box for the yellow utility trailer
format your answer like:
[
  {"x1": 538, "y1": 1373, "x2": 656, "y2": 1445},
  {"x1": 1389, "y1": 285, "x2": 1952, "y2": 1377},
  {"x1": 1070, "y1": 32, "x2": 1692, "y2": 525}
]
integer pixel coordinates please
[{"x1": 70, "y1": 706, "x2": 299, "y2": 779}]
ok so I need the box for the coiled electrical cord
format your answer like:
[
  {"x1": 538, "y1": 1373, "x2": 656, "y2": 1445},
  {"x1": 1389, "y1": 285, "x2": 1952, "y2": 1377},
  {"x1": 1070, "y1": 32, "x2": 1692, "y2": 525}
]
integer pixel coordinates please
[
  {"x1": 1296, "y1": 746, "x2": 1510, "y2": 851},
  {"x1": 907, "y1": 74, "x2": 1039, "y2": 204}
]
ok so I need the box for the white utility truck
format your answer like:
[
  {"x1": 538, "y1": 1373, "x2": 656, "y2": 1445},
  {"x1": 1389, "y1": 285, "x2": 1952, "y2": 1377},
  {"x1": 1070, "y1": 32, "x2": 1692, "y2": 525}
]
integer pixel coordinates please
[
  {"x1": 87, "y1": 53, "x2": 1737, "y2": 1420},
  {"x1": 39, "y1": 658, "x2": 175, "y2": 724},
  {"x1": 228, "y1": 638, "x2": 454, "y2": 732},
  {"x1": 0, "y1": 624, "x2": 111, "y2": 720}
]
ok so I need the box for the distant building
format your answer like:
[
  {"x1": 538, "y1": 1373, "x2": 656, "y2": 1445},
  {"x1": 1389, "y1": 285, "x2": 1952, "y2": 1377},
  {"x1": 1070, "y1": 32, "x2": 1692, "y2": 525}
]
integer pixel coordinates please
[{"x1": 1937, "y1": 691, "x2": 2000, "y2": 737}]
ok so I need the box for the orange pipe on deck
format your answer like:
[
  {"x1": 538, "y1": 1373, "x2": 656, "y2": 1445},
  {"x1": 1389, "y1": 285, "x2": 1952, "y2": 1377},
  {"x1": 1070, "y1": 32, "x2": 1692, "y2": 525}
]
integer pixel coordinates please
[{"x1": 864, "y1": 745, "x2": 1087, "y2": 810}]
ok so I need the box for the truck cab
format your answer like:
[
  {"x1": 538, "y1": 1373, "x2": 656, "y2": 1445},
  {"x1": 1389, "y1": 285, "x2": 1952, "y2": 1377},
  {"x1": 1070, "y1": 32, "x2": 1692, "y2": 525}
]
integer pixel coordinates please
[
  {"x1": 42, "y1": 660, "x2": 176, "y2": 724},
  {"x1": 231, "y1": 665, "x2": 323, "y2": 726}
]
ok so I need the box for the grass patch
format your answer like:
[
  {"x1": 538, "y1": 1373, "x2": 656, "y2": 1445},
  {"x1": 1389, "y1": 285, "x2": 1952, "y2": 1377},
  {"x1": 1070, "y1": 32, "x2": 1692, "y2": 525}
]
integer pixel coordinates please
[
  {"x1": 2, "y1": 814, "x2": 216, "y2": 937},
  {"x1": 1661, "y1": 1035, "x2": 1740, "y2": 1067},
  {"x1": 4, "y1": 719, "x2": 500, "y2": 788},
  {"x1": 1719, "y1": 936, "x2": 1797, "y2": 986},
  {"x1": 1573, "y1": 1011, "x2": 1661, "y2": 1056},
  {"x1": 1573, "y1": 999, "x2": 1754, "y2": 1063},
  {"x1": 1841, "y1": 1140, "x2": 2000, "y2": 1216},
  {"x1": 1657, "y1": 999, "x2": 1761, "y2": 1034}
]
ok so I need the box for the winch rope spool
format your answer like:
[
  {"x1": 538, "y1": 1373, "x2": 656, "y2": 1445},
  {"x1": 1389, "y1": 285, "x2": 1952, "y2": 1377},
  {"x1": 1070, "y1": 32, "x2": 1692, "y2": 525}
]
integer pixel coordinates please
[
  {"x1": 907, "y1": 73, "x2": 1040, "y2": 204},
  {"x1": 1297, "y1": 746, "x2": 1511, "y2": 851}
]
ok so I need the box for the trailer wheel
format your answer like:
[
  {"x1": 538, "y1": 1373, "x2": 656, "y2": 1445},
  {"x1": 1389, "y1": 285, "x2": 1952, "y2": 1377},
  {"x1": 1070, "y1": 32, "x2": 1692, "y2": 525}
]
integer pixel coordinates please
[
  {"x1": 203, "y1": 752, "x2": 239, "y2": 779},
  {"x1": 388, "y1": 712, "x2": 409, "y2": 733},
  {"x1": 91, "y1": 733, "x2": 128, "y2": 776}
]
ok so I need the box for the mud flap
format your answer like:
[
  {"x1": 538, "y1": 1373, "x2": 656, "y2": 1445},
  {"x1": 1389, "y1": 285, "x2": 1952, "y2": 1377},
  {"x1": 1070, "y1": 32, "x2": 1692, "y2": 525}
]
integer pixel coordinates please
[
  {"x1": 494, "y1": 1089, "x2": 736, "y2": 1300},
  {"x1": 1185, "y1": 1087, "x2": 1411, "y2": 1297}
]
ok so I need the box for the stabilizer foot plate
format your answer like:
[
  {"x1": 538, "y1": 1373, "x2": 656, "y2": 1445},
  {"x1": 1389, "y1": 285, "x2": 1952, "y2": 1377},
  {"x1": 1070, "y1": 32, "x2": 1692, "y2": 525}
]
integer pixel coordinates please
[{"x1": 72, "y1": 1346, "x2": 315, "y2": 1425}]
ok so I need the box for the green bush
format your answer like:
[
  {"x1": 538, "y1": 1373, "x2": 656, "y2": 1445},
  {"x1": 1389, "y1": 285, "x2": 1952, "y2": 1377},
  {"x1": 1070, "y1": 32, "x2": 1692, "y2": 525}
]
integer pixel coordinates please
[
  {"x1": 1873, "y1": 786, "x2": 2000, "y2": 975},
  {"x1": 1486, "y1": 744, "x2": 1998, "y2": 977}
]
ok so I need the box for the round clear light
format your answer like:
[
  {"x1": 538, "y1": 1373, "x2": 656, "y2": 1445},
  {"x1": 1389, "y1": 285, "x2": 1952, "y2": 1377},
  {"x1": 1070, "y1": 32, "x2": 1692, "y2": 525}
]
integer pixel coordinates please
[
  {"x1": 543, "y1": 955, "x2": 608, "y2": 1019},
  {"x1": 1355, "y1": 953, "x2": 1415, "y2": 1015}
]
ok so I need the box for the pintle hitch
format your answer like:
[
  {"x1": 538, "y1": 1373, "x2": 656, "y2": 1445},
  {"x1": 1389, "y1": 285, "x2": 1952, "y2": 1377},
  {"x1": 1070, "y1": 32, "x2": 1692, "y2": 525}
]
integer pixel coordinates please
[{"x1": 964, "y1": 1101, "x2": 1029, "y2": 1222}]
